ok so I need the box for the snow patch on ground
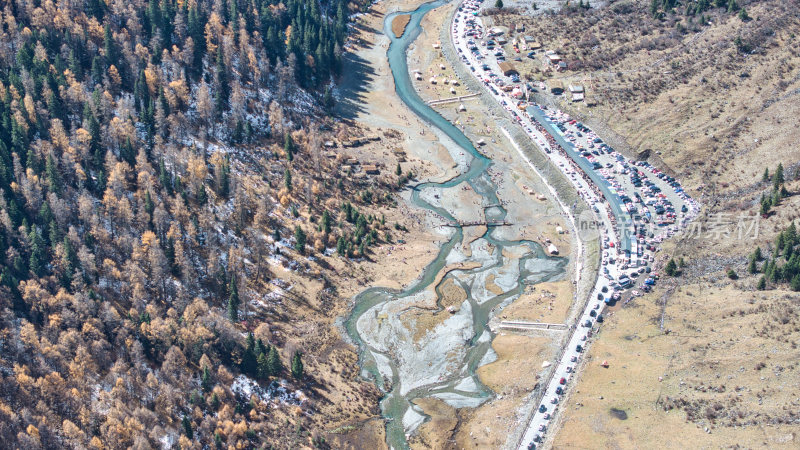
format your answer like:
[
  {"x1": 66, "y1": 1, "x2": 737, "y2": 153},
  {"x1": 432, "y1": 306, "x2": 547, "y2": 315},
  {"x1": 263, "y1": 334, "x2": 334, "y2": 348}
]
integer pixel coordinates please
[
  {"x1": 231, "y1": 375, "x2": 305, "y2": 406},
  {"x1": 430, "y1": 391, "x2": 488, "y2": 408},
  {"x1": 402, "y1": 405, "x2": 428, "y2": 433},
  {"x1": 454, "y1": 376, "x2": 480, "y2": 393}
]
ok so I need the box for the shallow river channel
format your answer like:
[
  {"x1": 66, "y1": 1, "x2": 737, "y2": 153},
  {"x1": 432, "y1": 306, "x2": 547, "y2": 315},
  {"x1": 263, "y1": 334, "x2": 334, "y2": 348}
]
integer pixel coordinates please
[{"x1": 344, "y1": 2, "x2": 567, "y2": 448}]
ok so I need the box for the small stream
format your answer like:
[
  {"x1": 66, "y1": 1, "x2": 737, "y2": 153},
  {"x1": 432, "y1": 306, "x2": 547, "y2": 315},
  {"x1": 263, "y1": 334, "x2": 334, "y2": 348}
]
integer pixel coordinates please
[{"x1": 344, "y1": 2, "x2": 567, "y2": 448}]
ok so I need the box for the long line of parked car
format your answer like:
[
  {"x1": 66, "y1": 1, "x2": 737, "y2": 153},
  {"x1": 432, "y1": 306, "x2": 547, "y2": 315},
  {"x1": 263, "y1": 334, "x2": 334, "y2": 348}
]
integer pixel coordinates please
[{"x1": 448, "y1": 1, "x2": 699, "y2": 448}]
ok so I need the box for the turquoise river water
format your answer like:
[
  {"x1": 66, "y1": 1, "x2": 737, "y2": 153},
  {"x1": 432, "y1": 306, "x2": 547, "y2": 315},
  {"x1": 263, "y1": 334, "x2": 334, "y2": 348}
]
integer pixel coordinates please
[{"x1": 344, "y1": 2, "x2": 567, "y2": 448}]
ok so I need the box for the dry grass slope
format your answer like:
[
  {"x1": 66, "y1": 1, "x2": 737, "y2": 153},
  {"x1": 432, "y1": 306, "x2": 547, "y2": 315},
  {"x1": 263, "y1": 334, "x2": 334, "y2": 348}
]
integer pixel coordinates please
[{"x1": 490, "y1": 0, "x2": 800, "y2": 447}]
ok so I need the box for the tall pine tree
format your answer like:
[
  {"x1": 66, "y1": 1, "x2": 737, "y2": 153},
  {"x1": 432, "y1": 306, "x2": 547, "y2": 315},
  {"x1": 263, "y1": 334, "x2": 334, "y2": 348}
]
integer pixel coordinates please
[
  {"x1": 291, "y1": 351, "x2": 304, "y2": 379},
  {"x1": 227, "y1": 274, "x2": 240, "y2": 322},
  {"x1": 267, "y1": 346, "x2": 282, "y2": 376}
]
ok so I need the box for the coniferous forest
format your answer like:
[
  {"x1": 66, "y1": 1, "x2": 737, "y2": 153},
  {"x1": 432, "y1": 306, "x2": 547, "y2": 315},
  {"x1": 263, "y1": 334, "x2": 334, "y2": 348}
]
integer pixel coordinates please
[{"x1": 0, "y1": 0, "x2": 396, "y2": 448}]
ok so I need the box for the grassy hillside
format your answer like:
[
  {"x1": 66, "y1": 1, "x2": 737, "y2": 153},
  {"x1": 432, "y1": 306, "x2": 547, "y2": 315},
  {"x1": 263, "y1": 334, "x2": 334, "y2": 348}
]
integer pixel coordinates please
[{"x1": 489, "y1": 0, "x2": 800, "y2": 446}]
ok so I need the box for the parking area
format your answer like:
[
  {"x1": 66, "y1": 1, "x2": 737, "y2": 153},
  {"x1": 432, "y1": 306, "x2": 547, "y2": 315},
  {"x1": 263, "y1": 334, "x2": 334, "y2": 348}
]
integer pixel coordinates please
[{"x1": 448, "y1": 1, "x2": 700, "y2": 448}]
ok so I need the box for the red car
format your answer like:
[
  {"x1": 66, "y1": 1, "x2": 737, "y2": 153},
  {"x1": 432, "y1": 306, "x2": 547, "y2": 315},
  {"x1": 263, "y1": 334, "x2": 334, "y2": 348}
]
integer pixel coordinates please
[{"x1": 559, "y1": 377, "x2": 566, "y2": 385}]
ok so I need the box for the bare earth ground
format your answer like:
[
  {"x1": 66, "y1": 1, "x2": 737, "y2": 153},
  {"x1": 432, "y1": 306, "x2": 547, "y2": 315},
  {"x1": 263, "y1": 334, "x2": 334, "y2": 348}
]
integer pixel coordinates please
[{"x1": 499, "y1": 280, "x2": 574, "y2": 324}]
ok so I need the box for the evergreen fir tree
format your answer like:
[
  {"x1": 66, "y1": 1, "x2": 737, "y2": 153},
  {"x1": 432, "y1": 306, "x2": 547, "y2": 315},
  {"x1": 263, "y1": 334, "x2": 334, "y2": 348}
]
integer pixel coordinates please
[
  {"x1": 214, "y1": 50, "x2": 230, "y2": 116},
  {"x1": 773, "y1": 163, "x2": 784, "y2": 189},
  {"x1": 28, "y1": 228, "x2": 46, "y2": 277},
  {"x1": 323, "y1": 86, "x2": 335, "y2": 111},
  {"x1": 197, "y1": 184, "x2": 208, "y2": 206},
  {"x1": 257, "y1": 351, "x2": 270, "y2": 380},
  {"x1": 218, "y1": 157, "x2": 230, "y2": 198},
  {"x1": 787, "y1": 222, "x2": 797, "y2": 245},
  {"x1": 665, "y1": 259, "x2": 678, "y2": 276},
  {"x1": 772, "y1": 189, "x2": 781, "y2": 206},
  {"x1": 46, "y1": 154, "x2": 62, "y2": 196},
  {"x1": 144, "y1": 190, "x2": 155, "y2": 217},
  {"x1": 201, "y1": 365, "x2": 213, "y2": 392},
  {"x1": 760, "y1": 196, "x2": 770, "y2": 216},
  {"x1": 256, "y1": 339, "x2": 268, "y2": 357},
  {"x1": 322, "y1": 210, "x2": 332, "y2": 234},
  {"x1": 267, "y1": 346, "x2": 282, "y2": 376},
  {"x1": 61, "y1": 236, "x2": 78, "y2": 287},
  {"x1": 284, "y1": 133, "x2": 294, "y2": 161},
  {"x1": 791, "y1": 274, "x2": 800, "y2": 292},
  {"x1": 227, "y1": 275, "x2": 240, "y2": 322},
  {"x1": 768, "y1": 261, "x2": 779, "y2": 282},
  {"x1": 241, "y1": 332, "x2": 257, "y2": 375},
  {"x1": 284, "y1": 169, "x2": 292, "y2": 191},
  {"x1": 294, "y1": 226, "x2": 306, "y2": 254},
  {"x1": 738, "y1": 7, "x2": 749, "y2": 20},
  {"x1": 182, "y1": 416, "x2": 193, "y2": 439},
  {"x1": 291, "y1": 351, "x2": 304, "y2": 379},
  {"x1": 104, "y1": 24, "x2": 117, "y2": 68}
]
